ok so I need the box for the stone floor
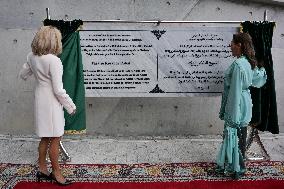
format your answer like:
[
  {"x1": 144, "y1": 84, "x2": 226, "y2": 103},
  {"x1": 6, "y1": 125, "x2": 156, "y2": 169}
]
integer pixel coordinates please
[{"x1": 0, "y1": 130, "x2": 283, "y2": 165}]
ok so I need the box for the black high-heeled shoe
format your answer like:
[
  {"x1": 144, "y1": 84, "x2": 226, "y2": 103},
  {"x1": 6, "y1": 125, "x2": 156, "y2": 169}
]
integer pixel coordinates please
[
  {"x1": 50, "y1": 173, "x2": 72, "y2": 186},
  {"x1": 36, "y1": 171, "x2": 51, "y2": 182}
]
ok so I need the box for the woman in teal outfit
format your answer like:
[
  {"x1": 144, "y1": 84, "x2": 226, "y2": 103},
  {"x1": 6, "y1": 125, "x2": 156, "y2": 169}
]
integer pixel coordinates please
[{"x1": 216, "y1": 33, "x2": 267, "y2": 179}]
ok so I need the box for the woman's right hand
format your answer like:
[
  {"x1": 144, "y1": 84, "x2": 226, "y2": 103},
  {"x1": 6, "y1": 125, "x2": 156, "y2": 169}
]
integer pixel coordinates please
[{"x1": 71, "y1": 109, "x2": 76, "y2": 115}]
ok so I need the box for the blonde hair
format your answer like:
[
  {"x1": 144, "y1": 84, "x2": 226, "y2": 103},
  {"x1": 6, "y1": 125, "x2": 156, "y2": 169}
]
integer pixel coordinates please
[{"x1": 31, "y1": 26, "x2": 62, "y2": 56}]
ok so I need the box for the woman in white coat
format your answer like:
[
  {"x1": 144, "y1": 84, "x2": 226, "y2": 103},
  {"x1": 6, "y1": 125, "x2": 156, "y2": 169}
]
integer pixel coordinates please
[{"x1": 19, "y1": 26, "x2": 76, "y2": 186}]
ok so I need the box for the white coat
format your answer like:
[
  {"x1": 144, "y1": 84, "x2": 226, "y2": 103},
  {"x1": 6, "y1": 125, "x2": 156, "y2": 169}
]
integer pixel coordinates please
[{"x1": 19, "y1": 52, "x2": 76, "y2": 137}]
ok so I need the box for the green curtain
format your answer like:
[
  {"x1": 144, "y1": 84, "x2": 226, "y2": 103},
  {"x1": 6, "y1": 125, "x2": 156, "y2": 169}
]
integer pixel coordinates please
[
  {"x1": 44, "y1": 19, "x2": 86, "y2": 134},
  {"x1": 241, "y1": 21, "x2": 279, "y2": 134}
]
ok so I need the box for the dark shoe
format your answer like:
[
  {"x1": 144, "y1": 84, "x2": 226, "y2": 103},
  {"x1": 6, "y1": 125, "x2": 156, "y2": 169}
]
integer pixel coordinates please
[
  {"x1": 232, "y1": 171, "x2": 245, "y2": 180},
  {"x1": 36, "y1": 171, "x2": 51, "y2": 182},
  {"x1": 51, "y1": 173, "x2": 72, "y2": 186}
]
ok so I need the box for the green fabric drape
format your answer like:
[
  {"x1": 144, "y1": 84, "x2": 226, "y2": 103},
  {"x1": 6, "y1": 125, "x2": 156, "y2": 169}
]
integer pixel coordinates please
[
  {"x1": 44, "y1": 19, "x2": 86, "y2": 134},
  {"x1": 241, "y1": 21, "x2": 279, "y2": 134}
]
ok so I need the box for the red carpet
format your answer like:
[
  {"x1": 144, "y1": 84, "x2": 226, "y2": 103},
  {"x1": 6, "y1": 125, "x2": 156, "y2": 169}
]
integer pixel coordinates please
[
  {"x1": 1, "y1": 161, "x2": 284, "y2": 189},
  {"x1": 13, "y1": 180, "x2": 284, "y2": 189}
]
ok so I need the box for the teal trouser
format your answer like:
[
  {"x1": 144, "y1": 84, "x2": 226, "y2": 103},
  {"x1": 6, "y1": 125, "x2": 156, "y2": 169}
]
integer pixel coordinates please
[
  {"x1": 217, "y1": 124, "x2": 247, "y2": 174},
  {"x1": 237, "y1": 127, "x2": 247, "y2": 159}
]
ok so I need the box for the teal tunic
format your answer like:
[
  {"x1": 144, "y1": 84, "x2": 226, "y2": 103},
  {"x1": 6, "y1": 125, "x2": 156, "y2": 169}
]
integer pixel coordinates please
[{"x1": 217, "y1": 56, "x2": 267, "y2": 174}]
